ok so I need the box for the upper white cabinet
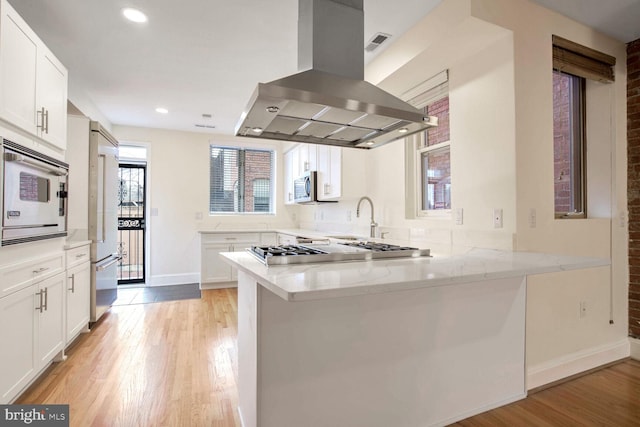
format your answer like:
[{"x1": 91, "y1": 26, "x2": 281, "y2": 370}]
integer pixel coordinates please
[
  {"x1": 0, "y1": 0, "x2": 68, "y2": 150},
  {"x1": 284, "y1": 144, "x2": 342, "y2": 203},
  {"x1": 284, "y1": 148, "x2": 297, "y2": 205},
  {"x1": 316, "y1": 145, "x2": 341, "y2": 201}
]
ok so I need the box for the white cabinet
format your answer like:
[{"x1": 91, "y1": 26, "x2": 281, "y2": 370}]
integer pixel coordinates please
[
  {"x1": 0, "y1": 285, "x2": 37, "y2": 403},
  {"x1": 0, "y1": 269, "x2": 65, "y2": 404},
  {"x1": 277, "y1": 233, "x2": 298, "y2": 245},
  {"x1": 284, "y1": 144, "x2": 342, "y2": 203},
  {"x1": 284, "y1": 148, "x2": 297, "y2": 205},
  {"x1": 297, "y1": 143, "x2": 317, "y2": 174},
  {"x1": 200, "y1": 232, "x2": 276, "y2": 288},
  {"x1": 0, "y1": 0, "x2": 68, "y2": 150},
  {"x1": 36, "y1": 273, "x2": 65, "y2": 366},
  {"x1": 65, "y1": 244, "x2": 91, "y2": 345},
  {"x1": 317, "y1": 145, "x2": 342, "y2": 200}
]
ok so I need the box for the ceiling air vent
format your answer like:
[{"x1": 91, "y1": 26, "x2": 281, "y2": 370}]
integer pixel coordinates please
[{"x1": 365, "y1": 32, "x2": 391, "y2": 52}]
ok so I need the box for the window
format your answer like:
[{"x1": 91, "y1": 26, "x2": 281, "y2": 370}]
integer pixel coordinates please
[
  {"x1": 209, "y1": 146, "x2": 275, "y2": 214},
  {"x1": 552, "y1": 35, "x2": 615, "y2": 218},
  {"x1": 553, "y1": 70, "x2": 585, "y2": 216},
  {"x1": 407, "y1": 70, "x2": 450, "y2": 215}
]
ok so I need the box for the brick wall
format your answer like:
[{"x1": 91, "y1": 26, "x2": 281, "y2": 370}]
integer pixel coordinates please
[
  {"x1": 628, "y1": 38, "x2": 640, "y2": 338},
  {"x1": 553, "y1": 71, "x2": 573, "y2": 213},
  {"x1": 425, "y1": 96, "x2": 450, "y2": 146}
]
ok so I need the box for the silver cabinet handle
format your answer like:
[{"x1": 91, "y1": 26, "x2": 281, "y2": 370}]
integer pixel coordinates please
[
  {"x1": 43, "y1": 287, "x2": 48, "y2": 311},
  {"x1": 37, "y1": 107, "x2": 46, "y2": 131},
  {"x1": 225, "y1": 237, "x2": 237, "y2": 240},
  {"x1": 44, "y1": 108, "x2": 49, "y2": 134},
  {"x1": 68, "y1": 275, "x2": 75, "y2": 293},
  {"x1": 35, "y1": 289, "x2": 44, "y2": 313},
  {"x1": 75, "y1": 253, "x2": 87, "y2": 259},
  {"x1": 33, "y1": 267, "x2": 49, "y2": 274}
]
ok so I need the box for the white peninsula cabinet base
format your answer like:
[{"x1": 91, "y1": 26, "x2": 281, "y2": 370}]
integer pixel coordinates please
[{"x1": 236, "y1": 270, "x2": 526, "y2": 427}]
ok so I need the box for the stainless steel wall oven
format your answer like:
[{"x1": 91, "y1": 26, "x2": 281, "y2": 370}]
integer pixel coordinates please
[{"x1": 1, "y1": 138, "x2": 68, "y2": 245}]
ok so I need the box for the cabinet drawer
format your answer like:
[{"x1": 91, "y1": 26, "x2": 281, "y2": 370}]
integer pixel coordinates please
[
  {"x1": 0, "y1": 252, "x2": 64, "y2": 298},
  {"x1": 65, "y1": 244, "x2": 91, "y2": 269},
  {"x1": 201, "y1": 233, "x2": 261, "y2": 244}
]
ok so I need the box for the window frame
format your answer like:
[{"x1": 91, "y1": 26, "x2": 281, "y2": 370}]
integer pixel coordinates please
[
  {"x1": 552, "y1": 71, "x2": 587, "y2": 219},
  {"x1": 209, "y1": 144, "x2": 276, "y2": 216},
  {"x1": 405, "y1": 70, "x2": 451, "y2": 218}
]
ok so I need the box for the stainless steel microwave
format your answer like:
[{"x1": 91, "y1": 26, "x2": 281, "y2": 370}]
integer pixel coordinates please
[
  {"x1": 293, "y1": 171, "x2": 316, "y2": 203},
  {"x1": 1, "y1": 138, "x2": 69, "y2": 245}
]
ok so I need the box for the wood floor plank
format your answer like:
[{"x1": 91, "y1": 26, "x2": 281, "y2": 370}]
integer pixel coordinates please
[
  {"x1": 17, "y1": 289, "x2": 240, "y2": 427},
  {"x1": 15, "y1": 287, "x2": 640, "y2": 426}
]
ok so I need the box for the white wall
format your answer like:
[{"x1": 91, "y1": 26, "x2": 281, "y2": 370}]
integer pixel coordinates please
[
  {"x1": 300, "y1": 0, "x2": 629, "y2": 388},
  {"x1": 112, "y1": 125, "x2": 296, "y2": 286}
]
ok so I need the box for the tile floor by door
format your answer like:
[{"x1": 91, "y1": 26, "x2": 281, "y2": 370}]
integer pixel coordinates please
[{"x1": 113, "y1": 283, "x2": 201, "y2": 305}]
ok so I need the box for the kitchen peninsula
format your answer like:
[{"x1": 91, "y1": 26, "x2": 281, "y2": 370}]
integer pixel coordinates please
[{"x1": 221, "y1": 248, "x2": 609, "y2": 427}]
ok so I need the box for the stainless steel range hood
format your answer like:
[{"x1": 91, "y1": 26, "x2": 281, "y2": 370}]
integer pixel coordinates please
[{"x1": 235, "y1": 0, "x2": 437, "y2": 149}]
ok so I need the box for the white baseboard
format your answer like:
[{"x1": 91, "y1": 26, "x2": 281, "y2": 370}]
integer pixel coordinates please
[
  {"x1": 200, "y1": 281, "x2": 238, "y2": 290},
  {"x1": 631, "y1": 338, "x2": 640, "y2": 360},
  {"x1": 148, "y1": 273, "x2": 199, "y2": 287},
  {"x1": 527, "y1": 338, "x2": 630, "y2": 390}
]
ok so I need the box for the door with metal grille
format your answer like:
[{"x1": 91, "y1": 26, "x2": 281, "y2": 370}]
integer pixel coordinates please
[{"x1": 117, "y1": 163, "x2": 146, "y2": 284}]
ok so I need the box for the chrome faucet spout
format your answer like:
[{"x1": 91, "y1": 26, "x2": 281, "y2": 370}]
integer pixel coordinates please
[{"x1": 356, "y1": 196, "x2": 377, "y2": 238}]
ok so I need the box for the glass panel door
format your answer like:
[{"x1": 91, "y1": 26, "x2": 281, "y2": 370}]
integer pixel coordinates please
[{"x1": 117, "y1": 163, "x2": 146, "y2": 284}]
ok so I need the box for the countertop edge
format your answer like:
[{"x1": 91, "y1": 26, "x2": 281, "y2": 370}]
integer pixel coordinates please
[{"x1": 220, "y1": 250, "x2": 610, "y2": 302}]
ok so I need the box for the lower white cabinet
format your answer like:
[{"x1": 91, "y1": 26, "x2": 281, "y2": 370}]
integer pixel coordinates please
[
  {"x1": 65, "y1": 261, "x2": 90, "y2": 345},
  {"x1": 200, "y1": 232, "x2": 276, "y2": 288},
  {"x1": 0, "y1": 271, "x2": 65, "y2": 404},
  {"x1": 36, "y1": 273, "x2": 65, "y2": 366},
  {"x1": 64, "y1": 243, "x2": 91, "y2": 345}
]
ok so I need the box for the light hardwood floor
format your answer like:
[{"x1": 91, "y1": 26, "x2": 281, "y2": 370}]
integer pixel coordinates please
[
  {"x1": 16, "y1": 288, "x2": 640, "y2": 426},
  {"x1": 18, "y1": 288, "x2": 240, "y2": 427}
]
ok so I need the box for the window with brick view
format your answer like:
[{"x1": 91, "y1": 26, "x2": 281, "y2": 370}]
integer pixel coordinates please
[
  {"x1": 209, "y1": 146, "x2": 274, "y2": 214},
  {"x1": 419, "y1": 94, "x2": 451, "y2": 211},
  {"x1": 552, "y1": 35, "x2": 615, "y2": 218}
]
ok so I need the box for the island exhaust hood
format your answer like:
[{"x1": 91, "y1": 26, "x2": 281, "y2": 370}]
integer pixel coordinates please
[{"x1": 234, "y1": 0, "x2": 437, "y2": 149}]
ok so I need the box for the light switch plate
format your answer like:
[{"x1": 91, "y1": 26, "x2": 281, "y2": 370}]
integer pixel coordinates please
[{"x1": 455, "y1": 208, "x2": 463, "y2": 225}]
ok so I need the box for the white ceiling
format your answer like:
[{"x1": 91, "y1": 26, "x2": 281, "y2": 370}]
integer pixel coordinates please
[{"x1": 8, "y1": 0, "x2": 640, "y2": 137}]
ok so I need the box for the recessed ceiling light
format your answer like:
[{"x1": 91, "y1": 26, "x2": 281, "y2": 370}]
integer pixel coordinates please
[
  {"x1": 252, "y1": 127, "x2": 263, "y2": 133},
  {"x1": 155, "y1": 107, "x2": 168, "y2": 114},
  {"x1": 122, "y1": 8, "x2": 148, "y2": 23},
  {"x1": 366, "y1": 141, "x2": 375, "y2": 146},
  {"x1": 398, "y1": 128, "x2": 408, "y2": 133}
]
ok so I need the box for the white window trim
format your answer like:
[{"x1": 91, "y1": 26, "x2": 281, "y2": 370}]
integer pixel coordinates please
[
  {"x1": 415, "y1": 139, "x2": 452, "y2": 218},
  {"x1": 402, "y1": 70, "x2": 451, "y2": 219},
  {"x1": 209, "y1": 144, "x2": 276, "y2": 216}
]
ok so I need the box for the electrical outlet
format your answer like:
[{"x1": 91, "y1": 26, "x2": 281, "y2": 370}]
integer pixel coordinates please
[
  {"x1": 493, "y1": 208, "x2": 503, "y2": 228},
  {"x1": 619, "y1": 211, "x2": 626, "y2": 228},
  {"x1": 529, "y1": 208, "x2": 536, "y2": 228},
  {"x1": 455, "y1": 208, "x2": 463, "y2": 225},
  {"x1": 320, "y1": 211, "x2": 324, "y2": 221},
  {"x1": 580, "y1": 301, "x2": 587, "y2": 318},
  {"x1": 346, "y1": 210, "x2": 352, "y2": 222},
  {"x1": 292, "y1": 212, "x2": 297, "y2": 222},
  {"x1": 195, "y1": 212, "x2": 203, "y2": 220}
]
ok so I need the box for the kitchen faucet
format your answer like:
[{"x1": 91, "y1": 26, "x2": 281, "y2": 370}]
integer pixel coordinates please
[{"x1": 356, "y1": 196, "x2": 378, "y2": 238}]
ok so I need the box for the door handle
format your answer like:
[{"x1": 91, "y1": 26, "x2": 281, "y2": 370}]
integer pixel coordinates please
[
  {"x1": 68, "y1": 275, "x2": 75, "y2": 293},
  {"x1": 96, "y1": 255, "x2": 122, "y2": 271}
]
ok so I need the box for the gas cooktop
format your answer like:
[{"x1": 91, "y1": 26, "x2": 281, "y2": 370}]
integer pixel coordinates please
[{"x1": 248, "y1": 243, "x2": 430, "y2": 266}]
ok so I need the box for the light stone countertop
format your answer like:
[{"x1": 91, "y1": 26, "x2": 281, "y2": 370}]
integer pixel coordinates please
[
  {"x1": 220, "y1": 247, "x2": 610, "y2": 302},
  {"x1": 64, "y1": 240, "x2": 92, "y2": 250}
]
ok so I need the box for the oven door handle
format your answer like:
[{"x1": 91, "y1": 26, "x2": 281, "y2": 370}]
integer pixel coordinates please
[{"x1": 4, "y1": 153, "x2": 68, "y2": 177}]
